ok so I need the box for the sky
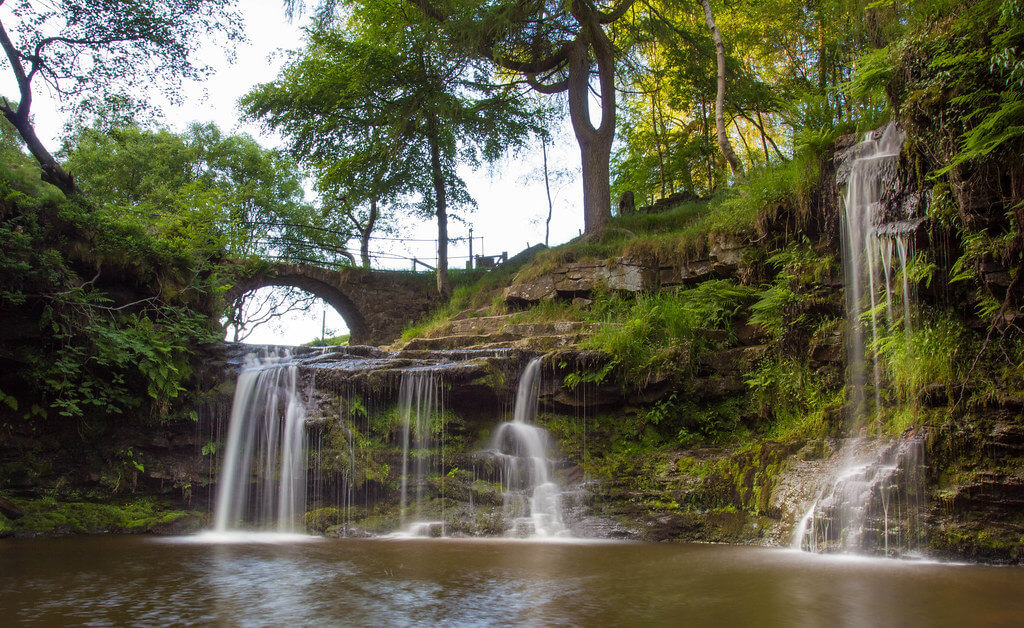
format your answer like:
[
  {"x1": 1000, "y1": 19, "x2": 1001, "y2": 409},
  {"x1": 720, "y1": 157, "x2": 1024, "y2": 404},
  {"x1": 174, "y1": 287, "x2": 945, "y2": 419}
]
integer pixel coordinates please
[{"x1": 0, "y1": 1, "x2": 586, "y2": 345}]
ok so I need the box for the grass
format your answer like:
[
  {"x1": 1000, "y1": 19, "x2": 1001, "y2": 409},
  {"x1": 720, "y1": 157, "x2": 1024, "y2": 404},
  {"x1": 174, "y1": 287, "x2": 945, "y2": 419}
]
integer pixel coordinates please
[{"x1": 307, "y1": 333, "x2": 350, "y2": 347}]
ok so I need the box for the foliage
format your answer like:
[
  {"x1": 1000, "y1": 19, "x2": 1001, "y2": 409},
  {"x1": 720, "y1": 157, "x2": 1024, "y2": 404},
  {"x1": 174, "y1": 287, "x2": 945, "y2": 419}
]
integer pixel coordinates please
[
  {"x1": 750, "y1": 243, "x2": 837, "y2": 336},
  {"x1": 308, "y1": 334, "x2": 351, "y2": 347},
  {"x1": 62, "y1": 121, "x2": 329, "y2": 264},
  {"x1": 0, "y1": 0, "x2": 242, "y2": 192},
  {"x1": 745, "y1": 355, "x2": 842, "y2": 440},
  {"x1": 1, "y1": 0, "x2": 241, "y2": 102},
  {"x1": 0, "y1": 154, "x2": 221, "y2": 425},
  {"x1": 886, "y1": 0, "x2": 1024, "y2": 321},
  {"x1": 613, "y1": 0, "x2": 889, "y2": 204},
  {"x1": 874, "y1": 310, "x2": 970, "y2": 410},
  {"x1": 582, "y1": 281, "x2": 757, "y2": 389}
]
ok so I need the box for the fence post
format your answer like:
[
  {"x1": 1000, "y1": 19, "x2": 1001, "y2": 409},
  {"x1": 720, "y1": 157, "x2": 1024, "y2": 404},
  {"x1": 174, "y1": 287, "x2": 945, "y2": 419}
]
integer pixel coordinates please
[{"x1": 412, "y1": 257, "x2": 417, "y2": 271}]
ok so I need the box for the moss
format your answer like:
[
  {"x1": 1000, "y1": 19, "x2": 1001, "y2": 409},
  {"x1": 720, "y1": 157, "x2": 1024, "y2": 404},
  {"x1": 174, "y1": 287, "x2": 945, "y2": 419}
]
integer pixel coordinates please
[
  {"x1": 675, "y1": 456, "x2": 709, "y2": 477},
  {"x1": 3, "y1": 495, "x2": 196, "y2": 535},
  {"x1": 305, "y1": 507, "x2": 348, "y2": 534},
  {"x1": 928, "y1": 524, "x2": 1024, "y2": 564},
  {"x1": 465, "y1": 359, "x2": 508, "y2": 393}
]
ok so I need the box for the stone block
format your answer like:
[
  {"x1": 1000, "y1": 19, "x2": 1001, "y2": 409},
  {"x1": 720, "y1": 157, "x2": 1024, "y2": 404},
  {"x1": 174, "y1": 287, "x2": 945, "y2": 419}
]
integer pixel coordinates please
[{"x1": 504, "y1": 274, "x2": 556, "y2": 305}]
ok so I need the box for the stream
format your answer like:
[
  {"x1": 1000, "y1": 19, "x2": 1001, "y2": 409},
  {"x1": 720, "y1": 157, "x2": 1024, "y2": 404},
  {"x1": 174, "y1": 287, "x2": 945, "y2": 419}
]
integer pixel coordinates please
[{"x1": 2, "y1": 535, "x2": 1023, "y2": 626}]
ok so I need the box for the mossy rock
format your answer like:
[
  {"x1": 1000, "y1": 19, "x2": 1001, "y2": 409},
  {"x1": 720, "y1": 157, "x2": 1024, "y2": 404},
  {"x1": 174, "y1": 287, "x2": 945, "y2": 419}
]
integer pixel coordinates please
[{"x1": 3, "y1": 496, "x2": 199, "y2": 536}]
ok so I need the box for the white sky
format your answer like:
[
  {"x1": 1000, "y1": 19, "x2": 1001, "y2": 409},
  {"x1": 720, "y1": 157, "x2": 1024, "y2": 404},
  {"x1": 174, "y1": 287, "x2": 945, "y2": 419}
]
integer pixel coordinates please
[{"x1": 0, "y1": 0, "x2": 585, "y2": 345}]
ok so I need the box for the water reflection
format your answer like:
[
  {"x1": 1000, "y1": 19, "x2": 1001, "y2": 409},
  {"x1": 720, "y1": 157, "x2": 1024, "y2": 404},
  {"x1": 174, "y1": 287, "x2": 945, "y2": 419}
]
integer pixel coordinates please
[{"x1": 1, "y1": 536, "x2": 1022, "y2": 626}]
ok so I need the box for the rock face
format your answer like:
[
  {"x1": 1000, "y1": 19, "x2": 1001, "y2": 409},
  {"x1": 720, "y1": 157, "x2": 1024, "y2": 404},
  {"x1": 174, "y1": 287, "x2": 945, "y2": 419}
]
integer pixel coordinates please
[
  {"x1": 395, "y1": 314, "x2": 604, "y2": 352},
  {"x1": 925, "y1": 412, "x2": 1024, "y2": 563},
  {"x1": 504, "y1": 258, "x2": 656, "y2": 305},
  {"x1": 503, "y1": 236, "x2": 749, "y2": 307}
]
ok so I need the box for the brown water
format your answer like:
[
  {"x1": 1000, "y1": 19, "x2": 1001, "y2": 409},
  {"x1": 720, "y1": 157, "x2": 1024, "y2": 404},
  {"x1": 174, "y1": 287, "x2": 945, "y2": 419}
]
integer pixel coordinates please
[{"x1": 2, "y1": 535, "x2": 1023, "y2": 627}]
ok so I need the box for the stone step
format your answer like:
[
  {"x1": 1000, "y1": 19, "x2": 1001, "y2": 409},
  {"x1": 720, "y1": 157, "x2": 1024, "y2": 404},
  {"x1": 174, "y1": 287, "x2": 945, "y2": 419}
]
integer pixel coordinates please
[
  {"x1": 474, "y1": 334, "x2": 595, "y2": 351},
  {"x1": 507, "y1": 321, "x2": 602, "y2": 336},
  {"x1": 403, "y1": 331, "x2": 520, "y2": 351},
  {"x1": 404, "y1": 331, "x2": 594, "y2": 352},
  {"x1": 424, "y1": 316, "x2": 600, "y2": 340},
  {"x1": 441, "y1": 314, "x2": 517, "y2": 336}
]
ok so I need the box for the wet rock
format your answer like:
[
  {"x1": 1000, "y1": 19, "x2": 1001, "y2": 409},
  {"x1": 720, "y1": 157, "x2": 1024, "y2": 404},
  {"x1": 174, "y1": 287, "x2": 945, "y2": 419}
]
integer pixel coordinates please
[
  {"x1": 0, "y1": 496, "x2": 24, "y2": 520},
  {"x1": 324, "y1": 524, "x2": 374, "y2": 538},
  {"x1": 709, "y1": 233, "x2": 747, "y2": 267},
  {"x1": 657, "y1": 259, "x2": 720, "y2": 287},
  {"x1": 809, "y1": 336, "x2": 843, "y2": 366},
  {"x1": 990, "y1": 424, "x2": 1024, "y2": 456},
  {"x1": 698, "y1": 346, "x2": 768, "y2": 376},
  {"x1": 734, "y1": 320, "x2": 766, "y2": 346},
  {"x1": 569, "y1": 516, "x2": 638, "y2": 539},
  {"x1": 692, "y1": 376, "x2": 747, "y2": 400}
]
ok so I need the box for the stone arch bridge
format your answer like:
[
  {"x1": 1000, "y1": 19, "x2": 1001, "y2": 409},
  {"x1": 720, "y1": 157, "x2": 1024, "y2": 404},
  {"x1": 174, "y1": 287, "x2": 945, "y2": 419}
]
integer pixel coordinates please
[{"x1": 225, "y1": 263, "x2": 440, "y2": 346}]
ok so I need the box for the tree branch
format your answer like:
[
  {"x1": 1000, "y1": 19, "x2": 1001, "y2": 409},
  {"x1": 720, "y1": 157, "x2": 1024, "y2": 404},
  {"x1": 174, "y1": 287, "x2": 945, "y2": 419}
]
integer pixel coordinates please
[
  {"x1": 596, "y1": 0, "x2": 637, "y2": 24},
  {"x1": 526, "y1": 71, "x2": 569, "y2": 94},
  {"x1": 0, "y1": 19, "x2": 32, "y2": 119}
]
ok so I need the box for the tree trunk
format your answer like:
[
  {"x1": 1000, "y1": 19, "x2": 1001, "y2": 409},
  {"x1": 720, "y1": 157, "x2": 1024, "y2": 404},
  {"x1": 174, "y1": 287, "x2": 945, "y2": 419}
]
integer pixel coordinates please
[
  {"x1": 542, "y1": 140, "x2": 553, "y2": 246},
  {"x1": 756, "y1": 110, "x2": 771, "y2": 165},
  {"x1": 427, "y1": 120, "x2": 451, "y2": 298},
  {"x1": 578, "y1": 133, "x2": 612, "y2": 233},
  {"x1": 700, "y1": 0, "x2": 743, "y2": 178},
  {"x1": 652, "y1": 91, "x2": 666, "y2": 199},
  {"x1": 566, "y1": 24, "x2": 614, "y2": 236},
  {"x1": 700, "y1": 95, "x2": 714, "y2": 190},
  {"x1": 359, "y1": 197, "x2": 379, "y2": 269},
  {"x1": 0, "y1": 20, "x2": 78, "y2": 196}
]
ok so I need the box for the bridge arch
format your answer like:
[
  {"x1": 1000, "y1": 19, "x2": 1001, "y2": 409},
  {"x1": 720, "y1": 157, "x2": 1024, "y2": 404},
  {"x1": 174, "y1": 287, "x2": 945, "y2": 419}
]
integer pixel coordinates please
[{"x1": 225, "y1": 263, "x2": 439, "y2": 346}]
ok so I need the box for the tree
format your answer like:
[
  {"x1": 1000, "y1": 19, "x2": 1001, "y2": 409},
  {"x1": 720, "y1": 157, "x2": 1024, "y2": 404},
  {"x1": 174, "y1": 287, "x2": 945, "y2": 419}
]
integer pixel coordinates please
[
  {"x1": 61, "y1": 121, "x2": 334, "y2": 262},
  {"x1": 700, "y1": 0, "x2": 742, "y2": 177},
  {"x1": 409, "y1": 0, "x2": 635, "y2": 237},
  {"x1": 244, "y1": 5, "x2": 536, "y2": 296},
  {"x1": 0, "y1": 0, "x2": 242, "y2": 195},
  {"x1": 312, "y1": 123, "x2": 408, "y2": 270},
  {"x1": 62, "y1": 119, "x2": 362, "y2": 339}
]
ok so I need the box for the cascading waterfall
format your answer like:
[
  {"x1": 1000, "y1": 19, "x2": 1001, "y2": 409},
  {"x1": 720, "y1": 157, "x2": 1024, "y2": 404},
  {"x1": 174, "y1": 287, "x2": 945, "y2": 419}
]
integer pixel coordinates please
[
  {"x1": 841, "y1": 123, "x2": 915, "y2": 422},
  {"x1": 489, "y1": 358, "x2": 568, "y2": 537},
  {"x1": 794, "y1": 436, "x2": 926, "y2": 554},
  {"x1": 202, "y1": 346, "x2": 591, "y2": 539},
  {"x1": 795, "y1": 123, "x2": 926, "y2": 556},
  {"x1": 397, "y1": 370, "x2": 445, "y2": 535},
  {"x1": 212, "y1": 350, "x2": 308, "y2": 533}
]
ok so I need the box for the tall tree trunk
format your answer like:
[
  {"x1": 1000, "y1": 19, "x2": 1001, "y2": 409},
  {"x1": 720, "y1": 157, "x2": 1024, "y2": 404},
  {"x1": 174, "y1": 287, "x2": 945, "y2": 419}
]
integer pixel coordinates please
[
  {"x1": 756, "y1": 110, "x2": 771, "y2": 165},
  {"x1": 566, "y1": 23, "x2": 615, "y2": 236},
  {"x1": 652, "y1": 91, "x2": 666, "y2": 199},
  {"x1": 542, "y1": 140, "x2": 553, "y2": 246},
  {"x1": 700, "y1": 0, "x2": 743, "y2": 177},
  {"x1": 359, "y1": 197, "x2": 379, "y2": 269},
  {"x1": 427, "y1": 120, "x2": 451, "y2": 298},
  {"x1": 700, "y1": 95, "x2": 714, "y2": 191}
]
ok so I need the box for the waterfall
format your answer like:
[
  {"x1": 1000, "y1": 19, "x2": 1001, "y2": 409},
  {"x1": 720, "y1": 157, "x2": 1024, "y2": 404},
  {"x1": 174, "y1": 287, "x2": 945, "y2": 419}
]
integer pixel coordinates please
[
  {"x1": 794, "y1": 437, "x2": 926, "y2": 554},
  {"x1": 795, "y1": 124, "x2": 926, "y2": 556},
  {"x1": 212, "y1": 351, "x2": 308, "y2": 533},
  {"x1": 840, "y1": 123, "x2": 913, "y2": 422},
  {"x1": 397, "y1": 370, "x2": 445, "y2": 535},
  {"x1": 489, "y1": 358, "x2": 568, "y2": 537}
]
